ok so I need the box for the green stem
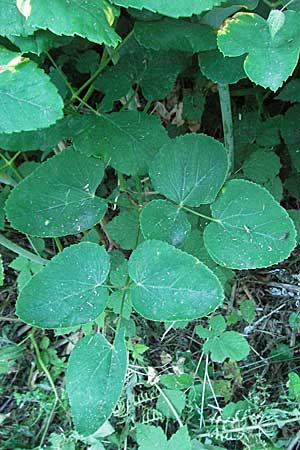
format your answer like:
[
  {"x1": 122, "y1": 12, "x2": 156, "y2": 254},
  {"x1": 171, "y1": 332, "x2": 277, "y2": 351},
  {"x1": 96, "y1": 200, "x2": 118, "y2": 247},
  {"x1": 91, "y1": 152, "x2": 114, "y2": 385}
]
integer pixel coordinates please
[
  {"x1": 218, "y1": 83, "x2": 234, "y2": 173},
  {"x1": 181, "y1": 206, "x2": 221, "y2": 224},
  {"x1": 0, "y1": 234, "x2": 48, "y2": 265},
  {"x1": 66, "y1": 30, "x2": 134, "y2": 107},
  {"x1": 30, "y1": 331, "x2": 59, "y2": 447},
  {"x1": 155, "y1": 384, "x2": 184, "y2": 427},
  {"x1": 54, "y1": 237, "x2": 63, "y2": 253}
]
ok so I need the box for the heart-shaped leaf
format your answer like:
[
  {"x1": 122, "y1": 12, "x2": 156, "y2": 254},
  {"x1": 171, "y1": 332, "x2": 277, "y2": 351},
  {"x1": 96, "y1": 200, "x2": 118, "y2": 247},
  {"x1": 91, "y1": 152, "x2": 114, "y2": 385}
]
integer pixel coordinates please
[
  {"x1": 149, "y1": 134, "x2": 229, "y2": 207},
  {"x1": 72, "y1": 112, "x2": 168, "y2": 175},
  {"x1": 204, "y1": 179, "x2": 296, "y2": 269},
  {"x1": 16, "y1": 243, "x2": 110, "y2": 328},
  {"x1": 24, "y1": 0, "x2": 121, "y2": 46},
  {"x1": 66, "y1": 330, "x2": 127, "y2": 436},
  {"x1": 0, "y1": 47, "x2": 63, "y2": 133},
  {"x1": 217, "y1": 11, "x2": 300, "y2": 91},
  {"x1": 128, "y1": 240, "x2": 224, "y2": 321},
  {"x1": 5, "y1": 148, "x2": 107, "y2": 237}
]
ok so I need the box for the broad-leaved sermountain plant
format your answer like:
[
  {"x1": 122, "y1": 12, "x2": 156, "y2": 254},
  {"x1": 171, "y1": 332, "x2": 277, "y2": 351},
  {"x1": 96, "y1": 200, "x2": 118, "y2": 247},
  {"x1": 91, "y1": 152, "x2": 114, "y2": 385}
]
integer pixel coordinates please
[{"x1": 0, "y1": 0, "x2": 299, "y2": 438}]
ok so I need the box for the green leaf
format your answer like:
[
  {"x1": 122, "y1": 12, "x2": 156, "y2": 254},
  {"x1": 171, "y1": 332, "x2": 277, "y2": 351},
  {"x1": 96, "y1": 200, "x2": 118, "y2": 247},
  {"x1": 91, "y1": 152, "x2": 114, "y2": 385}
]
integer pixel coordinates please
[
  {"x1": 242, "y1": 148, "x2": 281, "y2": 184},
  {"x1": 149, "y1": 134, "x2": 229, "y2": 207},
  {"x1": 5, "y1": 148, "x2": 107, "y2": 237},
  {"x1": 156, "y1": 389, "x2": 186, "y2": 419},
  {"x1": 95, "y1": 41, "x2": 187, "y2": 108},
  {"x1": 0, "y1": 47, "x2": 63, "y2": 133},
  {"x1": 24, "y1": 0, "x2": 121, "y2": 46},
  {"x1": 134, "y1": 19, "x2": 216, "y2": 52},
  {"x1": 9, "y1": 255, "x2": 43, "y2": 291},
  {"x1": 281, "y1": 105, "x2": 300, "y2": 145},
  {"x1": 182, "y1": 89, "x2": 205, "y2": 122},
  {"x1": 0, "y1": 116, "x2": 74, "y2": 152},
  {"x1": 72, "y1": 112, "x2": 168, "y2": 175},
  {"x1": 10, "y1": 30, "x2": 71, "y2": 56},
  {"x1": 288, "y1": 210, "x2": 300, "y2": 245},
  {"x1": 109, "y1": 250, "x2": 129, "y2": 288},
  {"x1": 263, "y1": 176, "x2": 283, "y2": 203},
  {"x1": 203, "y1": 331, "x2": 250, "y2": 363},
  {"x1": 128, "y1": 240, "x2": 224, "y2": 321},
  {"x1": 276, "y1": 79, "x2": 300, "y2": 102},
  {"x1": 198, "y1": 49, "x2": 245, "y2": 84},
  {"x1": 217, "y1": 11, "x2": 300, "y2": 91},
  {"x1": 16, "y1": 243, "x2": 110, "y2": 328},
  {"x1": 66, "y1": 330, "x2": 127, "y2": 436},
  {"x1": 0, "y1": 0, "x2": 37, "y2": 36},
  {"x1": 110, "y1": 0, "x2": 227, "y2": 18},
  {"x1": 136, "y1": 424, "x2": 191, "y2": 450},
  {"x1": 104, "y1": 209, "x2": 141, "y2": 250},
  {"x1": 160, "y1": 373, "x2": 194, "y2": 390},
  {"x1": 140, "y1": 200, "x2": 191, "y2": 246},
  {"x1": 204, "y1": 180, "x2": 296, "y2": 269},
  {"x1": 240, "y1": 299, "x2": 256, "y2": 323},
  {"x1": 288, "y1": 372, "x2": 300, "y2": 401}
]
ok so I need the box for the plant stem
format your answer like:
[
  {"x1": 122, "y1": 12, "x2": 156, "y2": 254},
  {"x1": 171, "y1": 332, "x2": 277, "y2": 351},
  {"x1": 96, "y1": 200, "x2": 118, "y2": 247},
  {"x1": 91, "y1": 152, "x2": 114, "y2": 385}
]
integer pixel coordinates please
[
  {"x1": 218, "y1": 83, "x2": 234, "y2": 173},
  {"x1": 0, "y1": 234, "x2": 48, "y2": 265},
  {"x1": 181, "y1": 205, "x2": 221, "y2": 224},
  {"x1": 30, "y1": 331, "x2": 59, "y2": 447},
  {"x1": 155, "y1": 384, "x2": 184, "y2": 427}
]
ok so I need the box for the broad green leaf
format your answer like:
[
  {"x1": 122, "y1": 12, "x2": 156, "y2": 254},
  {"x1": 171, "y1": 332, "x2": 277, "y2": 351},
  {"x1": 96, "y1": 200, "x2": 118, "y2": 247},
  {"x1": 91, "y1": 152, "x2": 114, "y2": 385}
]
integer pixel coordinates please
[
  {"x1": 217, "y1": 11, "x2": 300, "y2": 91},
  {"x1": 10, "y1": 30, "x2": 71, "y2": 56},
  {"x1": 198, "y1": 49, "x2": 245, "y2": 84},
  {"x1": 134, "y1": 19, "x2": 216, "y2": 52},
  {"x1": 288, "y1": 210, "x2": 300, "y2": 245},
  {"x1": 203, "y1": 331, "x2": 250, "y2": 362},
  {"x1": 0, "y1": 47, "x2": 63, "y2": 133},
  {"x1": 156, "y1": 389, "x2": 186, "y2": 419},
  {"x1": 104, "y1": 209, "x2": 141, "y2": 250},
  {"x1": 0, "y1": 0, "x2": 37, "y2": 36},
  {"x1": 204, "y1": 180, "x2": 296, "y2": 269},
  {"x1": 66, "y1": 330, "x2": 128, "y2": 436},
  {"x1": 276, "y1": 79, "x2": 300, "y2": 102},
  {"x1": 149, "y1": 134, "x2": 229, "y2": 207},
  {"x1": 136, "y1": 424, "x2": 191, "y2": 450},
  {"x1": 25, "y1": 0, "x2": 121, "y2": 46},
  {"x1": 95, "y1": 41, "x2": 187, "y2": 109},
  {"x1": 242, "y1": 149, "x2": 281, "y2": 184},
  {"x1": 0, "y1": 116, "x2": 74, "y2": 152},
  {"x1": 140, "y1": 200, "x2": 191, "y2": 246},
  {"x1": 110, "y1": 0, "x2": 227, "y2": 18},
  {"x1": 16, "y1": 243, "x2": 110, "y2": 328},
  {"x1": 0, "y1": 254, "x2": 3, "y2": 286},
  {"x1": 6, "y1": 148, "x2": 107, "y2": 237},
  {"x1": 160, "y1": 373, "x2": 194, "y2": 390},
  {"x1": 72, "y1": 112, "x2": 168, "y2": 175},
  {"x1": 281, "y1": 105, "x2": 300, "y2": 145},
  {"x1": 128, "y1": 240, "x2": 224, "y2": 321}
]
